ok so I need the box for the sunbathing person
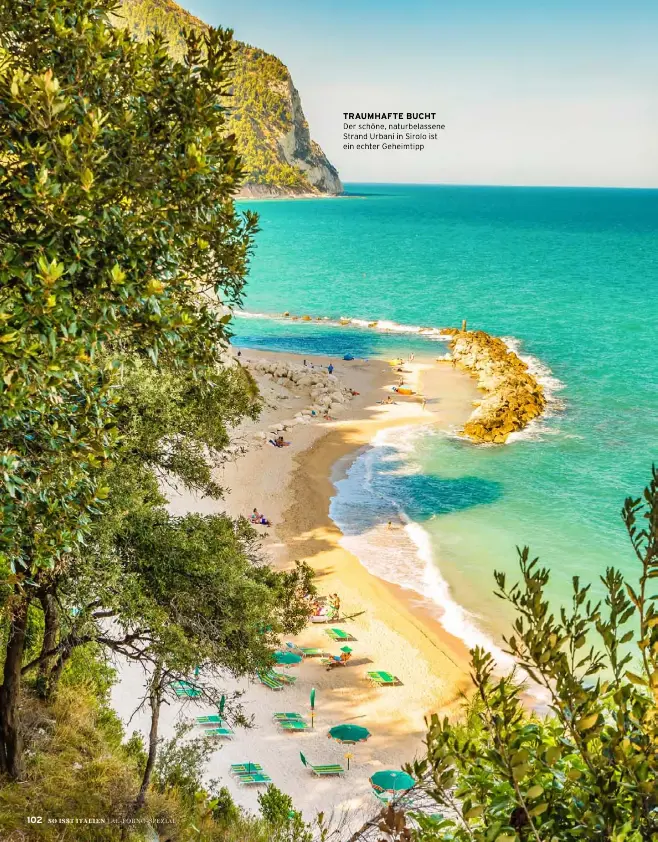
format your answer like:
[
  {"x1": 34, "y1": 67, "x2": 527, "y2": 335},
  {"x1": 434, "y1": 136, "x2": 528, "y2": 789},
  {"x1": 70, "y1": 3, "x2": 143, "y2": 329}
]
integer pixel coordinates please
[
  {"x1": 250, "y1": 508, "x2": 271, "y2": 526},
  {"x1": 326, "y1": 651, "x2": 352, "y2": 670},
  {"x1": 271, "y1": 436, "x2": 291, "y2": 447}
]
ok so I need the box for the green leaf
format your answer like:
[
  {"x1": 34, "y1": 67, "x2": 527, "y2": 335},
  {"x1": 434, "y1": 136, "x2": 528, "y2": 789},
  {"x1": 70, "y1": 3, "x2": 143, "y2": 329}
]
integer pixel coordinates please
[{"x1": 545, "y1": 745, "x2": 561, "y2": 765}]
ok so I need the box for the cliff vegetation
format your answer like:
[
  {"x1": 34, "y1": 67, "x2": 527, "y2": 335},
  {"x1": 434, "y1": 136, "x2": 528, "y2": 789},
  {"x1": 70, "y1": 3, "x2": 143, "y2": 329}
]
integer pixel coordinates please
[{"x1": 112, "y1": 0, "x2": 342, "y2": 195}]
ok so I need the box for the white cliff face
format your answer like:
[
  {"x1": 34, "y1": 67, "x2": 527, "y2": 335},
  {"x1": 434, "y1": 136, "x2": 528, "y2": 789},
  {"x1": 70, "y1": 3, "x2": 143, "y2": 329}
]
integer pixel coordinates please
[
  {"x1": 277, "y1": 81, "x2": 343, "y2": 195},
  {"x1": 237, "y1": 76, "x2": 342, "y2": 198}
]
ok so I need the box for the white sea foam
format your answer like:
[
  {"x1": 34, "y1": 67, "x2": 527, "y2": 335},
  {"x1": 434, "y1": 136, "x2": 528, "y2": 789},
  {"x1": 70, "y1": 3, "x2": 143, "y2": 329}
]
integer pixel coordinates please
[
  {"x1": 500, "y1": 335, "x2": 566, "y2": 443},
  {"x1": 332, "y1": 426, "x2": 514, "y2": 670},
  {"x1": 332, "y1": 426, "x2": 553, "y2": 703},
  {"x1": 233, "y1": 309, "x2": 452, "y2": 340},
  {"x1": 233, "y1": 310, "x2": 269, "y2": 319},
  {"x1": 234, "y1": 309, "x2": 565, "y2": 442}
]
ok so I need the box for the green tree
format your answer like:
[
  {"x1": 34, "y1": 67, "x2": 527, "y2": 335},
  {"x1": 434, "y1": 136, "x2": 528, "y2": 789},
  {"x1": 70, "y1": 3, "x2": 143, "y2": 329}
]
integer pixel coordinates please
[
  {"x1": 13, "y1": 357, "x2": 314, "y2": 809},
  {"x1": 348, "y1": 468, "x2": 658, "y2": 841},
  {"x1": 403, "y1": 467, "x2": 658, "y2": 841},
  {"x1": 258, "y1": 785, "x2": 313, "y2": 842},
  {"x1": 19, "y1": 358, "x2": 260, "y2": 700},
  {"x1": 0, "y1": 0, "x2": 257, "y2": 778}
]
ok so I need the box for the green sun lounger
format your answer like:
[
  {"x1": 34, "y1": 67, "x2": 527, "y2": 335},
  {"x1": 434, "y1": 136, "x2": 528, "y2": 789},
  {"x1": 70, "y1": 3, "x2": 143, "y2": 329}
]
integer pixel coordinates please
[
  {"x1": 170, "y1": 680, "x2": 202, "y2": 698},
  {"x1": 230, "y1": 763, "x2": 263, "y2": 776},
  {"x1": 300, "y1": 752, "x2": 345, "y2": 777},
  {"x1": 196, "y1": 715, "x2": 222, "y2": 725},
  {"x1": 367, "y1": 671, "x2": 402, "y2": 686},
  {"x1": 258, "y1": 671, "x2": 284, "y2": 690},
  {"x1": 278, "y1": 719, "x2": 309, "y2": 732},
  {"x1": 287, "y1": 643, "x2": 327, "y2": 657},
  {"x1": 273, "y1": 670, "x2": 297, "y2": 685},
  {"x1": 272, "y1": 712, "x2": 305, "y2": 721},
  {"x1": 203, "y1": 726, "x2": 234, "y2": 739},
  {"x1": 237, "y1": 773, "x2": 272, "y2": 786},
  {"x1": 325, "y1": 628, "x2": 355, "y2": 642}
]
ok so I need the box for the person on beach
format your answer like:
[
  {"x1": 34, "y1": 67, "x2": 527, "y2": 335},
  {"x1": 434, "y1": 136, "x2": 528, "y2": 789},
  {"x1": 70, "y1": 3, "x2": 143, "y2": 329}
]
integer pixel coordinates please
[
  {"x1": 328, "y1": 593, "x2": 341, "y2": 616},
  {"x1": 328, "y1": 363, "x2": 334, "y2": 374},
  {"x1": 250, "y1": 508, "x2": 271, "y2": 526},
  {"x1": 421, "y1": 396, "x2": 427, "y2": 411},
  {"x1": 326, "y1": 650, "x2": 352, "y2": 670}
]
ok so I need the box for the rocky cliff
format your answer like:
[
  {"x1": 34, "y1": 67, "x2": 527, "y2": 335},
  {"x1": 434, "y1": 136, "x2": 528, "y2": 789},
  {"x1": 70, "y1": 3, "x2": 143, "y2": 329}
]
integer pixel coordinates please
[
  {"x1": 113, "y1": 0, "x2": 342, "y2": 196},
  {"x1": 443, "y1": 328, "x2": 546, "y2": 444}
]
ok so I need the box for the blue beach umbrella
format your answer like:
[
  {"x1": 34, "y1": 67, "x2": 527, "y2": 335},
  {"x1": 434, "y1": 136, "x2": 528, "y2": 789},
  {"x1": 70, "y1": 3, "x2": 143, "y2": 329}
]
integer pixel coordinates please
[
  {"x1": 274, "y1": 650, "x2": 303, "y2": 666},
  {"x1": 370, "y1": 770, "x2": 415, "y2": 792}
]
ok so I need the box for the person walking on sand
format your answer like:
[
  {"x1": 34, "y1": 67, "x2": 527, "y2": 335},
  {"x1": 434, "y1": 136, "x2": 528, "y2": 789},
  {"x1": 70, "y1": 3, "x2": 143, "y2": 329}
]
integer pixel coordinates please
[
  {"x1": 421, "y1": 396, "x2": 427, "y2": 411},
  {"x1": 328, "y1": 363, "x2": 334, "y2": 374}
]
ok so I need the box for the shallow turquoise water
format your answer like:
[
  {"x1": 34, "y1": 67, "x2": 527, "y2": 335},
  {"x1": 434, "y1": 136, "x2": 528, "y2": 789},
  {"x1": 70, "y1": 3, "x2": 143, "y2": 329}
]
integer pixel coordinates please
[{"x1": 234, "y1": 184, "x2": 658, "y2": 647}]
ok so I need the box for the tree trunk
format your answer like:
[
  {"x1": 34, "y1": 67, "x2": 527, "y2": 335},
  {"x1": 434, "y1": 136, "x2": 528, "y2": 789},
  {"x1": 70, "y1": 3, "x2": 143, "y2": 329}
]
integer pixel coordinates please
[
  {"x1": 46, "y1": 640, "x2": 74, "y2": 698},
  {"x1": 37, "y1": 591, "x2": 59, "y2": 699},
  {"x1": 0, "y1": 594, "x2": 30, "y2": 779},
  {"x1": 134, "y1": 664, "x2": 163, "y2": 810}
]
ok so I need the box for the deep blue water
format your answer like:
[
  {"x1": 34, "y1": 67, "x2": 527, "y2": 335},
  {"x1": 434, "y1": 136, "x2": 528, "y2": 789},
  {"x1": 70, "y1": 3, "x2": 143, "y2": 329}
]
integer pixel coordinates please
[{"x1": 234, "y1": 184, "x2": 658, "y2": 646}]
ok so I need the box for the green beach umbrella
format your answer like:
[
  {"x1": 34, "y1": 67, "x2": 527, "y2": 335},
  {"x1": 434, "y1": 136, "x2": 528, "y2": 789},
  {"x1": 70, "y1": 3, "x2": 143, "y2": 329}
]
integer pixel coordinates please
[
  {"x1": 218, "y1": 695, "x2": 226, "y2": 716},
  {"x1": 340, "y1": 646, "x2": 352, "y2": 653},
  {"x1": 328, "y1": 724, "x2": 371, "y2": 744},
  {"x1": 370, "y1": 770, "x2": 415, "y2": 792},
  {"x1": 274, "y1": 650, "x2": 303, "y2": 665}
]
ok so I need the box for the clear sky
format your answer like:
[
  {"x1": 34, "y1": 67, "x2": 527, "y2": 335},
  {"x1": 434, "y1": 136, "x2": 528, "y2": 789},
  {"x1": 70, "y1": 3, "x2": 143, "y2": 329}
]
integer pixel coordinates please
[{"x1": 187, "y1": 1, "x2": 658, "y2": 187}]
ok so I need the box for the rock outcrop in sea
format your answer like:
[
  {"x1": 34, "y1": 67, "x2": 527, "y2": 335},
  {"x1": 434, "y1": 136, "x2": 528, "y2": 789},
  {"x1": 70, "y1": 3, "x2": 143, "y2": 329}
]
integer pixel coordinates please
[{"x1": 442, "y1": 328, "x2": 546, "y2": 444}]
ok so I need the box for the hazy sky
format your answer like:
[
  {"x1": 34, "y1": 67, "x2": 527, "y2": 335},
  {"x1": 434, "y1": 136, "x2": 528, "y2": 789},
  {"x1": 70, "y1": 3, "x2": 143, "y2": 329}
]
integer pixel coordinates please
[{"x1": 189, "y1": 1, "x2": 658, "y2": 187}]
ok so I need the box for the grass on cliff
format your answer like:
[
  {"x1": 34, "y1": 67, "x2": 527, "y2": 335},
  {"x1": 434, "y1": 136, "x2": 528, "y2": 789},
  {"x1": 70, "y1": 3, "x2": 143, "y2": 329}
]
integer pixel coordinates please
[{"x1": 0, "y1": 646, "x2": 290, "y2": 841}]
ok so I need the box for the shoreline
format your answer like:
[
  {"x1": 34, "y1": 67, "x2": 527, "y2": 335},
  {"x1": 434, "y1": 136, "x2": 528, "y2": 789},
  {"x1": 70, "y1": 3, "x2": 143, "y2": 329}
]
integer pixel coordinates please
[
  {"x1": 277, "y1": 403, "x2": 475, "y2": 686},
  {"x1": 112, "y1": 347, "x2": 480, "y2": 826}
]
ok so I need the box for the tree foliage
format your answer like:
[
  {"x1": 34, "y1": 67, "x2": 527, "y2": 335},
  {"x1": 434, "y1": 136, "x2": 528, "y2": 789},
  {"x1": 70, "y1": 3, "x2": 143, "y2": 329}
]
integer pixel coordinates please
[
  {"x1": 400, "y1": 467, "x2": 658, "y2": 841},
  {"x1": 0, "y1": 0, "x2": 256, "y2": 572},
  {"x1": 0, "y1": 0, "x2": 258, "y2": 778}
]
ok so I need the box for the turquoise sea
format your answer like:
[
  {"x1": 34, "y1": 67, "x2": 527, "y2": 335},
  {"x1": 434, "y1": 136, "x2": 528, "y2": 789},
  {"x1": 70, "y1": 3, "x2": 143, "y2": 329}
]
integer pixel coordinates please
[{"x1": 233, "y1": 184, "x2": 658, "y2": 653}]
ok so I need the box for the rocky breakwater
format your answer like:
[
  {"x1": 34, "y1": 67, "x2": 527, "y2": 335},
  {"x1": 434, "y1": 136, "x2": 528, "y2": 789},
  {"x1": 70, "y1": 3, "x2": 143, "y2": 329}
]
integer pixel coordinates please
[
  {"x1": 243, "y1": 358, "x2": 355, "y2": 445},
  {"x1": 443, "y1": 329, "x2": 546, "y2": 444}
]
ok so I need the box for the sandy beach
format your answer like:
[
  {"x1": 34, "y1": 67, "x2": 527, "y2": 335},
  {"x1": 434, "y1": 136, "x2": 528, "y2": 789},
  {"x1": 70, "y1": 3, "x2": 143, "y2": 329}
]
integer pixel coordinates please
[{"x1": 111, "y1": 347, "x2": 480, "y2": 831}]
